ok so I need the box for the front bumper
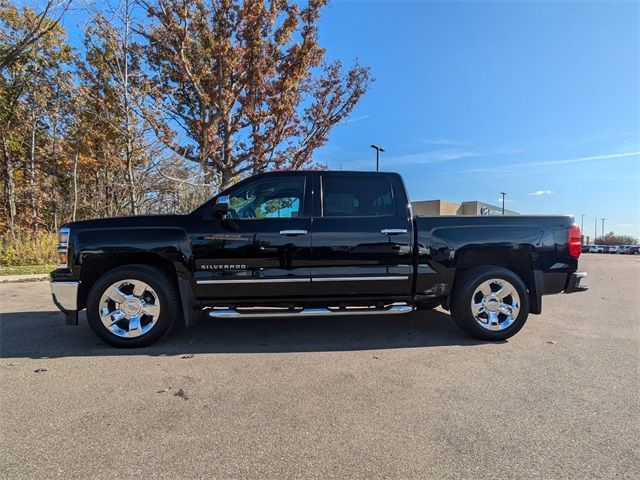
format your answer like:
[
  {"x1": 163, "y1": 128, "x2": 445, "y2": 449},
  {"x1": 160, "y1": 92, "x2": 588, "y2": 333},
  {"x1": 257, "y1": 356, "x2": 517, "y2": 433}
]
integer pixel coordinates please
[
  {"x1": 50, "y1": 280, "x2": 80, "y2": 325},
  {"x1": 564, "y1": 271, "x2": 588, "y2": 294}
]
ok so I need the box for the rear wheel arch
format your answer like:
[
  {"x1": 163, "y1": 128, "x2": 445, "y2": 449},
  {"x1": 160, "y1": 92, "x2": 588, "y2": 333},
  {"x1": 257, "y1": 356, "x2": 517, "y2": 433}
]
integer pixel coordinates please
[{"x1": 450, "y1": 247, "x2": 539, "y2": 313}]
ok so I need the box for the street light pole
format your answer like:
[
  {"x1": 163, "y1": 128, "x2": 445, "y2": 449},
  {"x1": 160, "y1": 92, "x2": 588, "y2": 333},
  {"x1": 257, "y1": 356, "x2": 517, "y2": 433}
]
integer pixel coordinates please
[
  {"x1": 581, "y1": 214, "x2": 585, "y2": 245},
  {"x1": 601, "y1": 218, "x2": 606, "y2": 241},
  {"x1": 594, "y1": 217, "x2": 598, "y2": 243},
  {"x1": 370, "y1": 144, "x2": 385, "y2": 172},
  {"x1": 500, "y1": 192, "x2": 506, "y2": 215}
]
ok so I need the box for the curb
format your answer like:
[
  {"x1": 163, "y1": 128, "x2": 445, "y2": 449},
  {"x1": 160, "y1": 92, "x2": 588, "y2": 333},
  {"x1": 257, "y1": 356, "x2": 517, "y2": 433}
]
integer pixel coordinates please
[{"x1": 0, "y1": 274, "x2": 50, "y2": 284}]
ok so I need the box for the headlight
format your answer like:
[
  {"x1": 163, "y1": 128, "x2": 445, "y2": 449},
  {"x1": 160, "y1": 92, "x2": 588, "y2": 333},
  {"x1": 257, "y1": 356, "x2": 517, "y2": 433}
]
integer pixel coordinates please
[
  {"x1": 58, "y1": 227, "x2": 70, "y2": 267},
  {"x1": 58, "y1": 227, "x2": 70, "y2": 247}
]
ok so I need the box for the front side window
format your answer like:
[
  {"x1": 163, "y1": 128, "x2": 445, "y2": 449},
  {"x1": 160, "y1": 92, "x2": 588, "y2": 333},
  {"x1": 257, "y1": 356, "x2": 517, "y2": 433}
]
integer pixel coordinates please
[
  {"x1": 227, "y1": 176, "x2": 305, "y2": 219},
  {"x1": 322, "y1": 176, "x2": 396, "y2": 217}
]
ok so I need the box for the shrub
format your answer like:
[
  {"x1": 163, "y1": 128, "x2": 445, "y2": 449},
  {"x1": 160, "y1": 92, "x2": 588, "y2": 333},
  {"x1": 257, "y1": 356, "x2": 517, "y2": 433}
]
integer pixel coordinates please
[{"x1": 0, "y1": 231, "x2": 57, "y2": 266}]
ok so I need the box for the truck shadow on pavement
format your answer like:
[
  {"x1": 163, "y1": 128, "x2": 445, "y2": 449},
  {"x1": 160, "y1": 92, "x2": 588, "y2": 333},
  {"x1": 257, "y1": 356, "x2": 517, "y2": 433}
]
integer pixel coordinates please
[{"x1": 1, "y1": 309, "x2": 497, "y2": 359}]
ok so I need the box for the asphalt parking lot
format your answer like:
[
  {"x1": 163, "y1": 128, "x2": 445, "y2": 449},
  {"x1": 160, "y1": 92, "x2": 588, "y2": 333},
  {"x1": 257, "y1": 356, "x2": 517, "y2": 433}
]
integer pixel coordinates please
[{"x1": 1, "y1": 254, "x2": 639, "y2": 479}]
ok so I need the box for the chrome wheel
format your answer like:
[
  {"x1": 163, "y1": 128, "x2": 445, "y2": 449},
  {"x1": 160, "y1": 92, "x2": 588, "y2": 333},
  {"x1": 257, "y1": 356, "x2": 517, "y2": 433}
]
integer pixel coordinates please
[
  {"x1": 98, "y1": 279, "x2": 161, "y2": 338},
  {"x1": 471, "y1": 278, "x2": 520, "y2": 331}
]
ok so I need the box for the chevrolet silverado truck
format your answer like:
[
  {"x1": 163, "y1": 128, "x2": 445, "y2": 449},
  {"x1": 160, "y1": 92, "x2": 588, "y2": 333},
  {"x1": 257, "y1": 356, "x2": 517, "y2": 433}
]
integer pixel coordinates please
[{"x1": 50, "y1": 171, "x2": 587, "y2": 347}]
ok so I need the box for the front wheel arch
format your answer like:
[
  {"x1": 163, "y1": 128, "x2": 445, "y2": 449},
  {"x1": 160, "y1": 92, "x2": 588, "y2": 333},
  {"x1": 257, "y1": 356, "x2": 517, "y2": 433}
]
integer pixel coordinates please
[{"x1": 78, "y1": 253, "x2": 180, "y2": 310}]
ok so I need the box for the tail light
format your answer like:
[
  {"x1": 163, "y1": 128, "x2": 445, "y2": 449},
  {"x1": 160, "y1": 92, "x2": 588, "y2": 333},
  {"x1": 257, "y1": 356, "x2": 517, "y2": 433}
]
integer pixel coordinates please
[{"x1": 568, "y1": 225, "x2": 582, "y2": 258}]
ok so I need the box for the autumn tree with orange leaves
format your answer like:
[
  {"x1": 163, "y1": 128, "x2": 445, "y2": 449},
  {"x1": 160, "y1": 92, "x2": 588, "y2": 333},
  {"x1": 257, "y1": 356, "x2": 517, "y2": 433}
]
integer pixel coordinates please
[
  {"x1": 141, "y1": 0, "x2": 372, "y2": 188},
  {"x1": 1, "y1": 0, "x2": 372, "y2": 256}
]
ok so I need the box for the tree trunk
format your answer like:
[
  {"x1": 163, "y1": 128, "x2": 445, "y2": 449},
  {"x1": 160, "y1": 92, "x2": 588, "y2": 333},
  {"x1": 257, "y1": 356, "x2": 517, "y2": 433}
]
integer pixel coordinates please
[
  {"x1": 95, "y1": 170, "x2": 103, "y2": 218},
  {"x1": 219, "y1": 167, "x2": 233, "y2": 191},
  {"x1": 72, "y1": 151, "x2": 78, "y2": 221},
  {"x1": 29, "y1": 112, "x2": 39, "y2": 232},
  {"x1": 123, "y1": 0, "x2": 138, "y2": 216},
  {"x1": 50, "y1": 88, "x2": 61, "y2": 231},
  {"x1": 125, "y1": 138, "x2": 137, "y2": 215},
  {"x1": 219, "y1": 110, "x2": 234, "y2": 190},
  {"x1": 2, "y1": 137, "x2": 17, "y2": 235}
]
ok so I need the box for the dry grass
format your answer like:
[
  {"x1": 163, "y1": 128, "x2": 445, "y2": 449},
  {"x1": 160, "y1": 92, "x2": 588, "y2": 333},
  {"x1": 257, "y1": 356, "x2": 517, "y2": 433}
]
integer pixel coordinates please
[{"x1": 0, "y1": 264, "x2": 55, "y2": 276}]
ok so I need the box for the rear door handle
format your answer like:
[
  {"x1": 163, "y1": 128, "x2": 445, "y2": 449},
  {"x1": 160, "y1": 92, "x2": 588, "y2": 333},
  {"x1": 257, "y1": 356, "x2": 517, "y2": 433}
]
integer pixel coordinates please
[
  {"x1": 279, "y1": 230, "x2": 308, "y2": 236},
  {"x1": 381, "y1": 228, "x2": 408, "y2": 235}
]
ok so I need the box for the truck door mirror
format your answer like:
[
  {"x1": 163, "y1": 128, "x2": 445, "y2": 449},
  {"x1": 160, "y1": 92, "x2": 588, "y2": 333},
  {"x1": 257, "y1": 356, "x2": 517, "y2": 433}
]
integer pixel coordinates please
[{"x1": 214, "y1": 195, "x2": 229, "y2": 217}]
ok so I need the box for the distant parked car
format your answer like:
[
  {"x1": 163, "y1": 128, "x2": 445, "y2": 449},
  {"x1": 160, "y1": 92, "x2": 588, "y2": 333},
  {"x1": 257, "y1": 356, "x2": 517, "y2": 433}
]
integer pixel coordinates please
[
  {"x1": 628, "y1": 246, "x2": 640, "y2": 255},
  {"x1": 602, "y1": 246, "x2": 611, "y2": 253},
  {"x1": 589, "y1": 245, "x2": 604, "y2": 253},
  {"x1": 581, "y1": 245, "x2": 590, "y2": 253},
  {"x1": 609, "y1": 246, "x2": 620, "y2": 254}
]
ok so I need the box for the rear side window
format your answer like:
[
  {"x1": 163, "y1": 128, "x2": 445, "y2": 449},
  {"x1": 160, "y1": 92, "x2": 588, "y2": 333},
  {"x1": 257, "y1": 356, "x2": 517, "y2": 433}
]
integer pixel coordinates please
[{"x1": 322, "y1": 176, "x2": 396, "y2": 217}]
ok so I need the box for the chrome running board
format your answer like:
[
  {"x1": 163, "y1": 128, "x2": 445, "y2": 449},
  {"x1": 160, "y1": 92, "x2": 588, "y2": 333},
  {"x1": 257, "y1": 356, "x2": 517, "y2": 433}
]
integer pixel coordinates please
[{"x1": 207, "y1": 304, "x2": 415, "y2": 319}]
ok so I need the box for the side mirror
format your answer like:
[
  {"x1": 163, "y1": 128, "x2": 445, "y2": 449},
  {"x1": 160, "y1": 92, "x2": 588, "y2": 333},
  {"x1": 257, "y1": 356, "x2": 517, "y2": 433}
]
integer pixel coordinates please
[{"x1": 214, "y1": 195, "x2": 229, "y2": 217}]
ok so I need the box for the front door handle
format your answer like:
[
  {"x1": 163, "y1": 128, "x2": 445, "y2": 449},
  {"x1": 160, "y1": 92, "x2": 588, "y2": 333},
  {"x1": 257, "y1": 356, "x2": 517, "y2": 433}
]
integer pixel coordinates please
[
  {"x1": 279, "y1": 230, "x2": 308, "y2": 236},
  {"x1": 381, "y1": 228, "x2": 408, "y2": 235}
]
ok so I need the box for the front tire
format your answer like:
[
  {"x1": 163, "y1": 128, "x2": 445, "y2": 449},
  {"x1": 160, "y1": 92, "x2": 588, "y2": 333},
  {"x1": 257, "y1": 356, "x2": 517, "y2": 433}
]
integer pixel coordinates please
[
  {"x1": 450, "y1": 266, "x2": 530, "y2": 341},
  {"x1": 86, "y1": 265, "x2": 178, "y2": 348}
]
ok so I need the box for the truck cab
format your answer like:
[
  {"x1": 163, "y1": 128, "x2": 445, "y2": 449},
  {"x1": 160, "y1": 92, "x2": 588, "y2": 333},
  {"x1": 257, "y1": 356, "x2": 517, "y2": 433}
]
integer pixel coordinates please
[{"x1": 190, "y1": 171, "x2": 413, "y2": 304}]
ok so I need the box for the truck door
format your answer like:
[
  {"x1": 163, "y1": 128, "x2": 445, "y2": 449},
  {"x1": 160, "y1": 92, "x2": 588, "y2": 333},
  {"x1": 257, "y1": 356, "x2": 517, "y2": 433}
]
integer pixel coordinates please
[
  {"x1": 310, "y1": 173, "x2": 413, "y2": 298},
  {"x1": 191, "y1": 173, "x2": 313, "y2": 300}
]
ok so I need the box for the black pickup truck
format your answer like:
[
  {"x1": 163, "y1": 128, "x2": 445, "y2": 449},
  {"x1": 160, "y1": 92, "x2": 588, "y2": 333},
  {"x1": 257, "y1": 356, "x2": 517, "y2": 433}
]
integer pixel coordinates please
[{"x1": 50, "y1": 171, "x2": 587, "y2": 347}]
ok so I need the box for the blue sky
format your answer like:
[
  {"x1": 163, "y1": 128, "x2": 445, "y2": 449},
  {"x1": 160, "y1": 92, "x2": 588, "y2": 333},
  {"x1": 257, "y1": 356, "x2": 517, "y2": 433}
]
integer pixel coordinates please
[{"x1": 313, "y1": 0, "x2": 639, "y2": 240}]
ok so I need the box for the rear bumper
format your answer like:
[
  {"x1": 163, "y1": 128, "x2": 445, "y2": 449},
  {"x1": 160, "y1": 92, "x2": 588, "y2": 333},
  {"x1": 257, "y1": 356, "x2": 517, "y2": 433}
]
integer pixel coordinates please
[
  {"x1": 564, "y1": 271, "x2": 588, "y2": 294},
  {"x1": 50, "y1": 280, "x2": 80, "y2": 325}
]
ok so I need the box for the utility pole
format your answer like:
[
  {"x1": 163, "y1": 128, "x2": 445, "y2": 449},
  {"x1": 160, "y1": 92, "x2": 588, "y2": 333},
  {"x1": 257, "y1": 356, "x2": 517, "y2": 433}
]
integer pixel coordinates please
[
  {"x1": 594, "y1": 217, "x2": 598, "y2": 244},
  {"x1": 370, "y1": 144, "x2": 385, "y2": 172},
  {"x1": 581, "y1": 214, "x2": 585, "y2": 245},
  {"x1": 500, "y1": 192, "x2": 507, "y2": 215},
  {"x1": 601, "y1": 218, "x2": 606, "y2": 242}
]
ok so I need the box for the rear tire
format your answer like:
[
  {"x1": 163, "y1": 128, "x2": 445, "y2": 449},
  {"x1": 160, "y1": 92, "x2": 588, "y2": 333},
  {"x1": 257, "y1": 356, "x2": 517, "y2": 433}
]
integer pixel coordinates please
[
  {"x1": 450, "y1": 266, "x2": 530, "y2": 341},
  {"x1": 86, "y1": 265, "x2": 178, "y2": 348}
]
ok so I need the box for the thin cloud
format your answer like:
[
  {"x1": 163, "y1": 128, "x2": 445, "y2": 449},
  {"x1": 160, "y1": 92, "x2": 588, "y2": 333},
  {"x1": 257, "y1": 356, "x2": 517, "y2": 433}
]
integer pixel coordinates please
[
  {"x1": 439, "y1": 151, "x2": 640, "y2": 176},
  {"x1": 516, "y1": 151, "x2": 640, "y2": 169},
  {"x1": 340, "y1": 114, "x2": 371, "y2": 125},
  {"x1": 338, "y1": 147, "x2": 481, "y2": 170},
  {"x1": 387, "y1": 147, "x2": 522, "y2": 166},
  {"x1": 618, "y1": 223, "x2": 633, "y2": 228},
  {"x1": 340, "y1": 146, "x2": 521, "y2": 170},
  {"x1": 528, "y1": 190, "x2": 555, "y2": 196},
  {"x1": 417, "y1": 138, "x2": 469, "y2": 147},
  {"x1": 389, "y1": 148, "x2": 481, "y2": 165}
]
